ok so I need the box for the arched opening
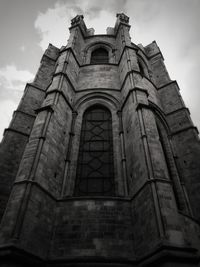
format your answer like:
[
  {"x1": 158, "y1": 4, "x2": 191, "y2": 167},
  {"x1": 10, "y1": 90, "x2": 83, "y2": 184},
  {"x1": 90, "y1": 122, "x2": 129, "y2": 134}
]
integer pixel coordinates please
[
  {"x1": 156, "y1": 119, "x2": 188, "y2": 213},
  {"x1": 90, "y1": 48, "x2": 109, "y2": 64},
  {"x1": 75, "y1": 105, "x2": 115, "y2": 196}
]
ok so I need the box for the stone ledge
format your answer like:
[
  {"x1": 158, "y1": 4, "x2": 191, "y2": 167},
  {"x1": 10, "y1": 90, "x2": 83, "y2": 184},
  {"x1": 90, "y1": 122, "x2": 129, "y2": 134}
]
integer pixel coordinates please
[
  {"x1": 45, "y1": 89, "x2": 73, "y2": 110},
  {"x1": 147, "y1": 50, "x2": 164, "y2": 61},
  {"x1": 35, "y1": 104, "x2": 55, "y2": 114},
  {"x1": 0, "y1": 245, "x2": 44, "y2": 266},
  {"x1": 14, "y1": 109, "x2": 36, "y2": 118},
  {"x1": 53, "y1": 71, "x2": 76, "y2": 92},
  {"x1": 157, "y1": 80, "x2": 179, "y2": 91},
  {"x1": 171, "y1": 126, "x2": 199, "y2": 136},
  {"x1": 3, "y1": 128, "x2": 29, "y2": 137},
  {"x1": 121, "y1": 87, "x2": 149, "y2": 111},
  {"x1": 13, "y1": 180, "x2": 131, "y2": 202},
  {"x1": 13, "y1": 180, "x2": 57, "y2": 201},
  {"x1": 138, "y1": 243, "x2": 199, "y2": 267},
  {"x1": 61, "y1": 195, "x2": 130, "y2": 202},
  {"x1": 129, "y1": 178, "x2": 173, "y2": 202},
  {"x1": 0, "y1": 243, "x2": 198, "y2": 267},
  {"x1": 59, "y1": 46, "x2": 81, "y2": 67},
  {"x1": 47, "y1": 256, "x2": 136, "y2": 266},
  {"x1": 26, "y1": 82, "x2": 48, "y2": 93},
  {"x1": 166, "y1": 107, "x2": 190, "y2": 116},
  {"x1": 120, "y1": 69, "x2": 156, "y2": 92},
  {"x1": 76, "y1": 88, "x2": 120, "y2": 93},
  {"x1": 41, "y1": 52, "x2": 58, "y2": 63}
]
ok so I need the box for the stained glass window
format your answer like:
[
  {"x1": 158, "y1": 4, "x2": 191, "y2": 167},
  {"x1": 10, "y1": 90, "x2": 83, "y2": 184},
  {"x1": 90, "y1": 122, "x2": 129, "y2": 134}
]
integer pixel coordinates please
[{"x1": 75, "y1": 105, "x2": 115, "y2": 196}]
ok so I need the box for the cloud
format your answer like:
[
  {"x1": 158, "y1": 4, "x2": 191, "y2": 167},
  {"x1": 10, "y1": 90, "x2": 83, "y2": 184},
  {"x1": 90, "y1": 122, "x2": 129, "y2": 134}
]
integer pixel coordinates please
[
  {"x1": 0, "y1": 100, "x2": 18, "y2": 141},
  {"x1": 19, "y1": 45, "x2": 26, "y2": 52},
  {"x1": 34, "y1": 0, "x2": 127, "y2": 50},
  {"x1": 34, "y1": 2, "x2": 70, "y2": 50},
  {"x1": 0, "y1": 65, "x2": 34, "y2": 139},
  {"x1": 82, "y1": 0, "x2": 127, "y2": 18},
  {"x1": 0, "y1": 64, "x2": 34, "y2": 91}
]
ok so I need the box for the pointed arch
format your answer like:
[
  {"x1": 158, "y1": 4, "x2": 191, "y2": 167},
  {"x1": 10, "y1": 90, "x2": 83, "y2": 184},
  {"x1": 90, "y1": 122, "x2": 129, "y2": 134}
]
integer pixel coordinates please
[
  {"x1": 74, "y1": 104, "x2": 115, "y2": 196},
  {"x1": 155, "y1": 113, "x2": 188, "y2": 213}
]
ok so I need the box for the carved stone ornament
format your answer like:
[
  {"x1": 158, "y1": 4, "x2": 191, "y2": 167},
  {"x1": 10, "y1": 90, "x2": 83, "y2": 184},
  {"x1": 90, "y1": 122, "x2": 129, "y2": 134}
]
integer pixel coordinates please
[
  {"x1": 116, "y1": 13, "x2": 129, "y2": 24},
  {"x1": 71, "y1": 15, "x2": 84, "y2": 26}
]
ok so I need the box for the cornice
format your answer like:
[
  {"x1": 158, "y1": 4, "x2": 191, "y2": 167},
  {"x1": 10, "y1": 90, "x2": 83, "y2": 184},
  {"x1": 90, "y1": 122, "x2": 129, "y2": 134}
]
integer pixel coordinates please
[
  {"x1": 157, "y1": 80, "x2": 179, "y2": 91},
  {"x1": 3, "y1": 128, "x2": 29, "y2": 137}
]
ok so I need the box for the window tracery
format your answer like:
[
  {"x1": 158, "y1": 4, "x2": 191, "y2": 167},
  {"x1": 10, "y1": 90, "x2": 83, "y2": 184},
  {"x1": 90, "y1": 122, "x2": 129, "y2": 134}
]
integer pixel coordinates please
[{"x1": 75, "y1": 105, "x2": 115, "y2": 196}]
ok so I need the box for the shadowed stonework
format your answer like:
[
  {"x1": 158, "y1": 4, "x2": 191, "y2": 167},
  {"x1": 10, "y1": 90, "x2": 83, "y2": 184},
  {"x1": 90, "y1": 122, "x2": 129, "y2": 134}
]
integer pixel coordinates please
[{"x1": 0, "y1": 13, "x2": 200, "y2": 267}]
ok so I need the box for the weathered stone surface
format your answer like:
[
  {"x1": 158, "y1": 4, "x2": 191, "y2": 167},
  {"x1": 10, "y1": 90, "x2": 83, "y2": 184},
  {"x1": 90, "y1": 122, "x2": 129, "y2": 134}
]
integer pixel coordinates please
[
  {"x1": 50, "y1": 199, "x2": 134, "y2": 260},
  {"x1": 0, "y1": 13, "x2": 200, "y2": 267},
  {"x1": 77, "y1": 65, "x2": 120, "y2": 90}
]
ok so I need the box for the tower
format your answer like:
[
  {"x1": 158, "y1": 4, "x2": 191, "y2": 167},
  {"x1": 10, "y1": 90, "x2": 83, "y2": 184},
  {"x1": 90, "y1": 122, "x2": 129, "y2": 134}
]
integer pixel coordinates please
[{"x1": 0, "y1": 13, "x2": 200, "y2": 266}]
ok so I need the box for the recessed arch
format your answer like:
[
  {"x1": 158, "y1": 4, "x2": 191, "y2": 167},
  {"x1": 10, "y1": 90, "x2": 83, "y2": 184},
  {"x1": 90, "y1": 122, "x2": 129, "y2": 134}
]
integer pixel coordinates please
[
  {"x1": 137, "y1": 56, "x2": 150, "y2": 78},
  {"x1": 152, "y1": 107, "x2": 188, "y2": 212},
  {"x1": 74, "y1": 104, "x2": 115, "y2": 196},
  {"x1": 84, "y1": 42, "x2": 116, "y2": 64},
  {"x1": 66, "y1": 95, "x2": 125, "y2": 197},
  {"x1": 85, "y1": 41, "x2": 114, "y2": 53},
  {"x1": 149, "y1": 101, "x2": 171, "y2": 135},
  {"x1": 74, "y1": 92, "x2": 120, "y2": 111}
]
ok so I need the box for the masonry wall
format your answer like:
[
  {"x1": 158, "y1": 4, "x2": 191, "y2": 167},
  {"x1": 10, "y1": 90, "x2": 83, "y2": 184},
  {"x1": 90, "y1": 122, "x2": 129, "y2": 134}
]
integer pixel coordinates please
[
  {"x1": 0, "y1": 14, "x2": 200, "y2": 267},
  {"x1": 0, "y1": 44, "x2": 59, "y2": 220},
  {"x1": 146, "y1": 41, "x2": 200, "y2": 220},
  {"x1": 50, "y1": 199, "x2": 134, "y2": 261}
]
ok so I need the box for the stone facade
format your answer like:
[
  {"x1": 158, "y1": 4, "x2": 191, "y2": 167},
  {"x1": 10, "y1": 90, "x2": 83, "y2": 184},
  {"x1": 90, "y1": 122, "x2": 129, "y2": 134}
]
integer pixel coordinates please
[{"x1": 0, "y1": 13, "x2": 200, "y2": 267}]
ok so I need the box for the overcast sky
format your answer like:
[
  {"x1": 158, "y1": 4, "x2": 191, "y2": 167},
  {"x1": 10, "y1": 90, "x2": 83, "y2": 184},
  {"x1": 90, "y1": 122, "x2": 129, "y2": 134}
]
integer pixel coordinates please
[{"x1": 0, "y1": 0, "x2": 200, "y2": 140}]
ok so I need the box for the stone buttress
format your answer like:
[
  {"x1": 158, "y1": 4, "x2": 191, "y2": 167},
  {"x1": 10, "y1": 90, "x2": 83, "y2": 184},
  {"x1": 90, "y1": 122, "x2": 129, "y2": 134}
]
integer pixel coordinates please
[{"x1": 0, "y1": 13, "x2": 200, "y2": 267}]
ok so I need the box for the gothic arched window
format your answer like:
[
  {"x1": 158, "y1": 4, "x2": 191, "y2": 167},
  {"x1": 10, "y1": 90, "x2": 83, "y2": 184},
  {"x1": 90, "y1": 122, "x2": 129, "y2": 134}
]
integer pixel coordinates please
[
  {"x1": 90, "y1": 48, "x2": 109, "y2": 64},
  {"x1": 75, "y1": 105, "x2": 115, "y2": 196}
]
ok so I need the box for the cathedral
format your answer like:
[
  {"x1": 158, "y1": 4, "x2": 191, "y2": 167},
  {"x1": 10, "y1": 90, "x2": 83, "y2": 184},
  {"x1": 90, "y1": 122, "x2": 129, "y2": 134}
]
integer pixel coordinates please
[{"x1": 0, "y1": 13, "x2": 200, "y2": 267}]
